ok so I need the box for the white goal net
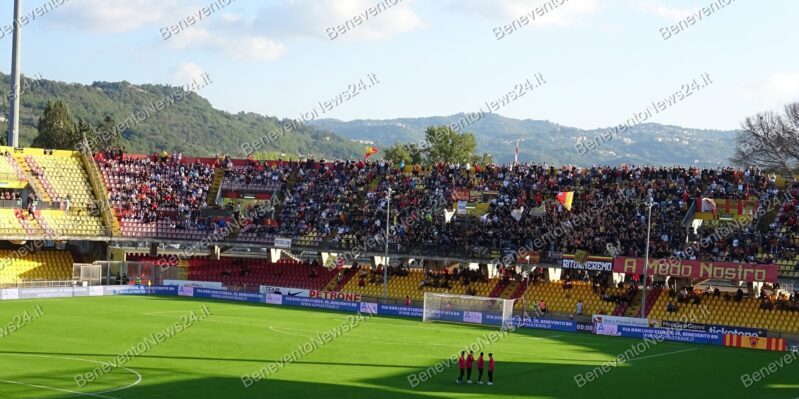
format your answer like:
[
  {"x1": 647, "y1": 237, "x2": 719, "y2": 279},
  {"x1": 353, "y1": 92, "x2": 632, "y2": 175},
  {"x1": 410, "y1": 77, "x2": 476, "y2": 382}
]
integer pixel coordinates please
[{"x1": 423, "y1": 293, "x2": 516, "y2": 328}]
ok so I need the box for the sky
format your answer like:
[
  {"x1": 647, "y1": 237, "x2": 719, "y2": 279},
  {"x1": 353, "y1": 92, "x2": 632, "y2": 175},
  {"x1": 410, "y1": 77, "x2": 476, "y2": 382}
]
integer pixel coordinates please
[{"x1": 0, "y1": 0, "x2": 796, "y2": 131}]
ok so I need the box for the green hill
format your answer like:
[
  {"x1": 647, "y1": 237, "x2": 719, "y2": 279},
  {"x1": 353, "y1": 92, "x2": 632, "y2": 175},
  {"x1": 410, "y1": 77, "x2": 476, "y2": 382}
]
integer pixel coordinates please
[
  {"x1": 0, "y1": 72, "x2": 362, "y2": 159},
  {"x1": 310, "y1": 114, "x2": 739, "y2": 166},
  {"x1": 0, "y1": 72, "x2": 738, "y2": 165}
]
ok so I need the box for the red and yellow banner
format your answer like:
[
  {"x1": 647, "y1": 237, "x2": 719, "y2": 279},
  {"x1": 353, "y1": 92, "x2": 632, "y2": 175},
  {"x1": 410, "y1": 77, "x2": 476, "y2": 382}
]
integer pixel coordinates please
[
  {"x1": 724, "y1": 334, "x2": 786, "y2": 351},
  {"x1": 613, "y1": 257, "x2": 779, "y2": 283}
]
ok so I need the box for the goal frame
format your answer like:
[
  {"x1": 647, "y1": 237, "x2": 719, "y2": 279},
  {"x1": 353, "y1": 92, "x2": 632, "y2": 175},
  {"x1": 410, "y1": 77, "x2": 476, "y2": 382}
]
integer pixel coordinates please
[{"x1": 422, "y1": 292, "x2": 516, "y2": 329}]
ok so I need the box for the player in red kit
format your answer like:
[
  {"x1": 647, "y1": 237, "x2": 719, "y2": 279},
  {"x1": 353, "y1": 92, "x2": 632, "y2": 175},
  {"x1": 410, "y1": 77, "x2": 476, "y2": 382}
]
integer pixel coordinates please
[
  {"x1": 487, "y1": 353, "x2": 495, "y2": 385},
  {"x1": 476, "y1": 352, "x2": 485, "y2": 384},
  {"x1": 466, "y1": 350, "x2": 475, "y2": 383},
  {"x1": 456, "y1": 351, "x2": 465, "y2": 384}
]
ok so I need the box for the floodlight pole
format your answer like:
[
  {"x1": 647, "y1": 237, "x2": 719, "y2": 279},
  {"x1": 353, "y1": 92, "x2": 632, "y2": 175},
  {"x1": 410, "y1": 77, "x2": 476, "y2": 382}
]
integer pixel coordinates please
[
  {"x1": 383, "y1": 187, "x2": 391, "y2": 299},
  {"x1": 7, "y1": 0, "x2": 22, "y2": 147},
  {"x1": 640, "y1": 199, "x2": 654, "y2": 318}
]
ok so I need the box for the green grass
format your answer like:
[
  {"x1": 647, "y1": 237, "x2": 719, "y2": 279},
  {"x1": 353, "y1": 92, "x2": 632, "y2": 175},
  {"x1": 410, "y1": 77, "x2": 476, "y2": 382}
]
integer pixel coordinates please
[{"x1": 0, "y1": 296, "x2": 797, "y2": 399}]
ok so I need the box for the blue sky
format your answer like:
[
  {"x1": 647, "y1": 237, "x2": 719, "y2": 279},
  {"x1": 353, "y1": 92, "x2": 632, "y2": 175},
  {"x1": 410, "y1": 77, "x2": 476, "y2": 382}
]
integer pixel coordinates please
[{"x1": 0, "y1": 0, "x2": 796, "y2": 131}]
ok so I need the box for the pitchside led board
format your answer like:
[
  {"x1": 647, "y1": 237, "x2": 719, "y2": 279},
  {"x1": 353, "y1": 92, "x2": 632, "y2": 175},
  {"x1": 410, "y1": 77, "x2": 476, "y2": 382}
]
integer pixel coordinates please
[{"x1": 613, "y1": 257, "x2": 779, "y2": 283}]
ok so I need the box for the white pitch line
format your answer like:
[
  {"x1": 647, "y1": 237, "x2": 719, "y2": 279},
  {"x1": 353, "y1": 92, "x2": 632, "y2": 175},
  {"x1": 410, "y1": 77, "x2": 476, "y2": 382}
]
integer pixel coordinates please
[
  {"x1": 0, "y1": 353, "x2": 142, "y2": 397},
  {"x1": 626, "y1": 348, "x2": 699, "y2": 362}
]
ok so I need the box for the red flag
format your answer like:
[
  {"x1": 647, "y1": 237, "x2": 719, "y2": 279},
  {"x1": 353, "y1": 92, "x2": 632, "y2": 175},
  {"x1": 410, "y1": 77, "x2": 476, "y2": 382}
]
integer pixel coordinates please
[{"x1": 365, "y1": 146, "x2": 379, "y2": 159}]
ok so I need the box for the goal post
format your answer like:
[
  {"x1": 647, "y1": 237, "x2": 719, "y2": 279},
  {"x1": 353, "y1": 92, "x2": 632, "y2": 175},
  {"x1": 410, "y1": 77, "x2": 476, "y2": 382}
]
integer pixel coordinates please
[{"x1": 423, "y1": 292, "x2": 516, "y2": 328}]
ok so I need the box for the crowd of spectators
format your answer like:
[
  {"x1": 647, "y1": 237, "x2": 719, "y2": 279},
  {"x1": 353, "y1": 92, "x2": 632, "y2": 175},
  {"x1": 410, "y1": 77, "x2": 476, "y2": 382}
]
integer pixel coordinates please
[
  {"x1": 222, "y1": 157, "x2": 289, "y2": 191},
  {"x1": 98, "y1": 153, "x2": 794, "y2": 266},
  {"x1": 98, "y1": 152, "x2": 215, "y2": 224}
]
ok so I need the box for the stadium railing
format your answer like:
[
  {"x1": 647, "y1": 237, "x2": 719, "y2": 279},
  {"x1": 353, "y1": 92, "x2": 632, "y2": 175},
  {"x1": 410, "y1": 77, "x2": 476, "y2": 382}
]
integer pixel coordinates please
[
  {"x1": 1, "y1": 279, "x2": 77, "y2": 289},
  {"x1": 79, "y1": 147, "x2": 118, "y2": 237}
]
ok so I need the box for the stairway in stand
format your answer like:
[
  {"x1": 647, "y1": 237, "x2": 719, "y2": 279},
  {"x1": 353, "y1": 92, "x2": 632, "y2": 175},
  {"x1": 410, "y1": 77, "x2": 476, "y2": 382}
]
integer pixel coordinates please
[
  {"x1": 12, "y1": 154, "x2": 52, "y2": 201},
  {"x1": 206, "y1": 167, "x2": 225, "y2": 207},
  {"x1": 499, "y1": 281, "x2": 519, "y2": 299},
  {"x1": 15, "y1": 210, "x2": 45, "y2": 236}
]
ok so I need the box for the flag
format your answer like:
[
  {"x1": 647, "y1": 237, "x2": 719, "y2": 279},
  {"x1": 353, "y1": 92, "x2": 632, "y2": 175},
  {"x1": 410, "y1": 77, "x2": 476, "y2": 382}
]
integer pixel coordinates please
[
  {"x1": 530, "y1": 203, "x2": 546, "y2": 216},
  {"x1": 444, "y1": 208, "x2": 456, "y2": 223},
  {"x1": 365, "y1": 146, "x2": 379, "y2": 159},
  {"x1": 556, "y1": 191, "x2": 574, "y2": 211},
  {"x1": 701, "y1": 198, "x2": 717, "y2": 217},
  {"x1": 515, "y1": 139, "x2": 519, "y2": 164},
  {"x1": 575, "y1": 249, "x2": 589, "y2": 264}
]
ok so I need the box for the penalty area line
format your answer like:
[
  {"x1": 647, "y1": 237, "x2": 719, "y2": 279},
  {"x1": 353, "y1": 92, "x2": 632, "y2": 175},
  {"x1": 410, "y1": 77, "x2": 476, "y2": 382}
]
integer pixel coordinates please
[{"x1": 626, "y1": 348, "x2": 699, "y2": 362}]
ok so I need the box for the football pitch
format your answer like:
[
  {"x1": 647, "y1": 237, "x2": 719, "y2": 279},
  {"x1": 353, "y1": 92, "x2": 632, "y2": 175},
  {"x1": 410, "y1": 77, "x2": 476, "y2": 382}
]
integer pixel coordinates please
[{"x1": 0, "y1": 296, "x2": 797, "y2": 399}]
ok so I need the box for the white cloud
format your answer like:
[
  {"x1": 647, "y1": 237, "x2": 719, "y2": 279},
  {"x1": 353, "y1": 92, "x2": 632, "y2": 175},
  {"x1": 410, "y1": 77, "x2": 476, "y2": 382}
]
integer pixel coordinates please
[
  {"x1": 53, "y1": 0, "x2": 287, "y2": 62},
  {"x1": 173, "y1": 62, "x2": 207, "y2": 88},
  {"x1": 254, "y1": 0, "x2": 423, "y2": 40},
  {"x1": 738, "y1": 72, "x2": 799, "y2": 109},
  {"x1": 450, "y1": 0, "x2": 599, "y2": 27},
  {"x1": 57, "y1": 0, "x2": 194, "y2": 33},
  {"x1": 221, "y1": 36, "x2": 287, "y2": 61},
  {"x1": 629, "y1": 0, "x2": 694, "y2": 21}
]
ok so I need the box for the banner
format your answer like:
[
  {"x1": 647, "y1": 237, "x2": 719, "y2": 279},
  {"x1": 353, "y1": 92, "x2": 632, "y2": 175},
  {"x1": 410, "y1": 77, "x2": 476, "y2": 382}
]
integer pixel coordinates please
[
  {"x1": 594, "y1": 323, "x2": 620, "y2": 336},
  {"x1": 309, "y1": 290, "x2": 361, "y2": 302},
  {"x1": 18, "y1": 287, "x2": 75, "y2": 299},
  {"x1": 615, "y1": 325, "x2": 725, "y2": 345},
  {"x1": 164, "y1": 280, "x2": 223, "y2": 289},
  {"x1": 264, "y1": 293, "x2": 283, "y2": 305},
  {"x1": 613, "y1": 257, "x2": 779, "y2": 283},
  {"x1": 661, "y1": 321, "x2": 767, "y2": 337},
  {"x1": 260, "y1": 285, "x2": 310, "y2": 297},
  {"x1": 451, "y1": 189, "x2": 470, "y2": 201},
  {"x1": 283, "y1": 295, "x2": 361, "y2": 312},
  {"x1": 274, "y1": 237, "x2": 292, "y2": 248},
  {"x1": 377, "y1": 304, "x2": 423, "y2": 318},
  {"x1": 463, "y1": 311, "x2": 483, "y2": 324},
  {"x1": 359, "y1": 302, "x2": 378, "y2": 315},
  {"x1": 108, "y1": 286, "x2": 178, "y2": 296},
  {"x1": 562, "y1": 259, "x2": 612, "y2": 271},
  {"x1": 519, "y1": 317, "x2": 577, "y2": 332},
  {"x1": 192, "y1": 288, "x2": 262, "y2": 303},
  {"x1": 724, "y1": 334, "x2": 786, "y2": 351},
  {"x1": 0, "y1": 288, "x2": 18, "y2": 300},
  {"x1": 457, "y1": 201, "x2": 467, "y2": 215},
  {"x1": 592, "y1": 314, "x2": 649, "y2": 328},
  {"x1": 427, "y1": 309, "x2": 464, "y2": 323}
]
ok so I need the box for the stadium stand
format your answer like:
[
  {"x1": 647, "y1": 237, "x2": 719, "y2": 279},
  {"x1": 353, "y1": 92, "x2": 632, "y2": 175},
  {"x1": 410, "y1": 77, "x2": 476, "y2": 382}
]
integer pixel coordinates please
[
  {"x1": 0, "y1": 209, "x2": 30, "y2": 236},
  {"x1": 0, "y1": 250, "x2": 73, "y2": 284},
  {"x1": 517, "y1": 280, "x2": 632, "y2": 316},
  {"x1": 187, "y1": 258, "x2": 338, "y2": 290},
  {"x1": 0, "y1": 147, "x2": 795, "y2": 335},
  {"x1": 649, "y1": 288, "x2": 799, "y2": 333},
  {"x1": 220, "y1": 157, "x2": 287, "y2": 192},
  {"x1": 337, "y1": 267, "x2": 498, "y2": 301}
]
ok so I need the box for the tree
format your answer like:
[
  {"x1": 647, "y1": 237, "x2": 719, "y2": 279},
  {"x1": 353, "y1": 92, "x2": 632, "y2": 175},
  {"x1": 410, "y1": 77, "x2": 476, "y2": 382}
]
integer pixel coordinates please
[
  {"x1": 252, "y1": 151, "x2": 287, "y2": 160},
  {"x1": 425, "y1": 125, "x2": 479, "y2": 164},
  {"x1": 31, "y1": 100, "x2": 79, "y2": 149},
  {"x1": 471, "y1": 152, "x2": 494, "y2": 165},
  {"x1": 94, "y1": 116, "x2": 124, "y2": 149},
  {"x1": 384, "y1": 142, "x2": 424, "y2": 165},
  {"x1": 731, "y1": 102, "x2": 799, "y2": 173}
]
